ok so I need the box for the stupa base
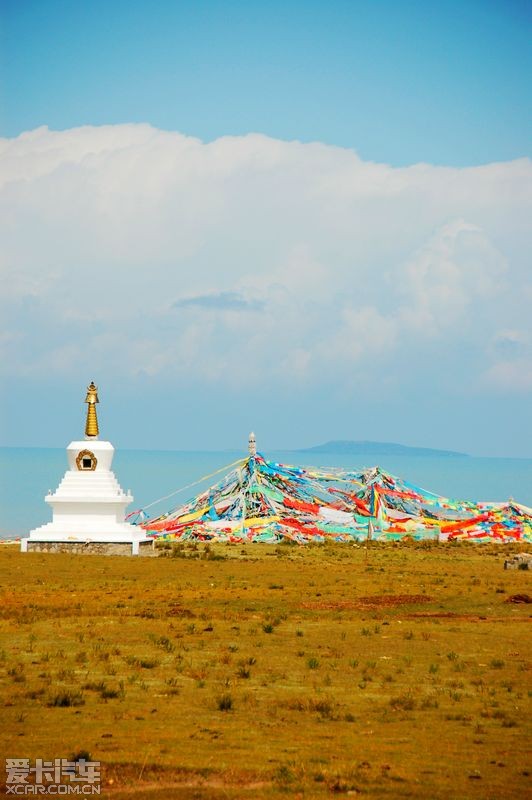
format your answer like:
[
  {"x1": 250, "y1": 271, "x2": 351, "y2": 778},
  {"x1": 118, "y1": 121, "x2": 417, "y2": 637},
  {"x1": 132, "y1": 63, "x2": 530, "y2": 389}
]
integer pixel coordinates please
[{"x1": 20, "y1": 538, "x2": 154, "y2": 556}]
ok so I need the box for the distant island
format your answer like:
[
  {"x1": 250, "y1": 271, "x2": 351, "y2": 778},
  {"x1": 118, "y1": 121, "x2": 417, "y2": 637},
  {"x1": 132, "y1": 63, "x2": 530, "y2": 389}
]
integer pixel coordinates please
[{"x1": 298, "y1": 440, "x2": 468, "y2": 458}]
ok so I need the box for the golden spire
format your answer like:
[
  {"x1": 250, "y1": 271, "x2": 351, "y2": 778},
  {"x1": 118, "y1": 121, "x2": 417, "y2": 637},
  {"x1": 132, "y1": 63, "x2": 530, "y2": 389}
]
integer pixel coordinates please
[{"x1": 84, "y1": 381, "x2": 99, "y2": 438}]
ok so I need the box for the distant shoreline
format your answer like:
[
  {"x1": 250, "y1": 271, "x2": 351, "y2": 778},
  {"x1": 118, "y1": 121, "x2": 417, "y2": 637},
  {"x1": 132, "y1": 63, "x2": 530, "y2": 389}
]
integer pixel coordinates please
[
  {"x1": 299, "y1": 440, "x2": 468, "y2": 458},
  {"x1": 2, "y1": 445, "x2": 531, "y2": 460}
]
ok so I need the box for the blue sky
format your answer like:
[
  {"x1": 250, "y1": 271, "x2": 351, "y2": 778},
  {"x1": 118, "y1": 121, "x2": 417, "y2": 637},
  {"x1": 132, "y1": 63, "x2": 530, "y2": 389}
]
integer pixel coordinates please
[
  {"x1": 2, "y1": 0, "x2": 531, "y2": 165},
  {"x1": 0, "y1": 1, "x2": 531, "y2": 457}
]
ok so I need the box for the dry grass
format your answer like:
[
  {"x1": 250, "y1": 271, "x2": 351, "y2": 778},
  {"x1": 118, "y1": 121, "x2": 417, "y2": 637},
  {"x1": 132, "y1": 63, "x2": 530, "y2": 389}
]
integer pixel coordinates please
[{"x1": 0, "y1": 540, "x2": 530, "y2": 798}]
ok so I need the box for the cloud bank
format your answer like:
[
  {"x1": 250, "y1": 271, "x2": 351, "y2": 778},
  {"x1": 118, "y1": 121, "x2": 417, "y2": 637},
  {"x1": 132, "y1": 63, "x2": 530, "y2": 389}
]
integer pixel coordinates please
[{"x1": 0, "y1": 125, "x2": 531, "y2": 448}]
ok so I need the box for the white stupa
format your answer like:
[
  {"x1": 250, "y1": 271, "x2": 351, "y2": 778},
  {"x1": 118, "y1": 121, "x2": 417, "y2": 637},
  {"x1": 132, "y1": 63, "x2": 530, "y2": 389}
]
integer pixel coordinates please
[{"x1": 21, "y1": 382, "x2": 153, "y2": 556}]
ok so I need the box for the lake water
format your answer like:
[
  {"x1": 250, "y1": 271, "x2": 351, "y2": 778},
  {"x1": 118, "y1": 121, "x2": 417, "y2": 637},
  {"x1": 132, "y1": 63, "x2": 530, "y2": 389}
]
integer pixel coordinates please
[{"x1": 1, "y1": 446, "x2": 531, "y2": 539}]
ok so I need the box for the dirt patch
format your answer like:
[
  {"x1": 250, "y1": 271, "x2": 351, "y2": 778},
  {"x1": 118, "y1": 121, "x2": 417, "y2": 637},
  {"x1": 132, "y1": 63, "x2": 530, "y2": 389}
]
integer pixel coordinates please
[
  {"x1": 406, "y1": 612, "x2": 532, "y2": 622},
  {"x1": 167, "y1": 604, "x2": 196, "y2": 617},
  {"x1": 506, "y1": 594, "x2": 532, "y2": 604},
  {"x1": 357, "y1": 594, "x2": 433, "y2": 607},
  {"x1": 102, "y1": 763, "x2": 269, "y2": 795},
  {"x1": 301, "y1": 594, "x2": 433, "y2": 610},
  {"x1": 107, "y1": 779, "x2": 270, "y2": 797}
]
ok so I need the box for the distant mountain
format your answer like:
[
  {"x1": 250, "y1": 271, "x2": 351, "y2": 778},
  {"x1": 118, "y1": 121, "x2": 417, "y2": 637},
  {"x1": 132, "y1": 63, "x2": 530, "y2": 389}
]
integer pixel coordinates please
[{"x1": 299, "y1": 440, "x2": 468, "y2": 458}]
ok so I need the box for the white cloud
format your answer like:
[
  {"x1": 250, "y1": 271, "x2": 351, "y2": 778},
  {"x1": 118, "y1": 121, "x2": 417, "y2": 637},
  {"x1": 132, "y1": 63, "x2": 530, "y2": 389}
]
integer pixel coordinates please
[{"x1": 0, "y1": 124, "x2": 530, "y2": 397}]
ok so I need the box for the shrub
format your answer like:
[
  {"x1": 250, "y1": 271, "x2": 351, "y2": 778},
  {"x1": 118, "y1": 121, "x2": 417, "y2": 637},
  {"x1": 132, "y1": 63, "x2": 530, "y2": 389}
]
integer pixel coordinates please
[
  {"x1": 237, "y1": 665, "x2": 251, "y2": 679},
  {"x1": 48, "y1": 691, "x2": 85, "y2": 708},
  {"x1": 154, "y1": 636, "x2": 174, "y2": 653},
  {"x1": 83, "y1": 681, "x2": 106, "y2": 692},
  {"x1": 447, "y1": 651, "x2": 459, "y2": 661},
  {"x1": 75, "y1": 651, "x2": 88, "y2": 664},
  {"x1": 308, "y1": 698, "x2": 334, "y2": 718},
  {"x1": 307, "y1": 657, "x2": 320, "y2": 670},
  {"x1": 139, "y1": 659, "x2": 159, "y2": 669},
  {"x1": 8, "y1": 665, "x2": 26, "y2": 683},
  {"x1": 217, "y1": 694, "x2": 233, "y2": 711},
  {"x1": 274, "y1": 765, "x2": 295, "y2": 784},
  {"x1": 390, "y1": 692, "x2": 416, "y2": 711}
]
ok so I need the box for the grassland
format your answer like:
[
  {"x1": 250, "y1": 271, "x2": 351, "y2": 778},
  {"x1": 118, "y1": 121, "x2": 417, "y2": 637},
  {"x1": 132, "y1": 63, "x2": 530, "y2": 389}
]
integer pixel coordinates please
[{"x1": 0, "y1": 541, "x2": 530, "y2": 799}]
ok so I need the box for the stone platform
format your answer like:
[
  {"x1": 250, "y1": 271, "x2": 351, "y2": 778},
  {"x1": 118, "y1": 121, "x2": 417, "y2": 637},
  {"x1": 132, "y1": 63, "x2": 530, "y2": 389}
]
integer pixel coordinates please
[{"x1": 23, "y1": 539, "x2": 155, "y2": 556}]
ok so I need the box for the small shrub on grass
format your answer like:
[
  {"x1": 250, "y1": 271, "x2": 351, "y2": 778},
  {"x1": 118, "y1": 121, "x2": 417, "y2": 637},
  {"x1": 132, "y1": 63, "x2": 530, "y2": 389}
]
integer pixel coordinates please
[
  {"x1": 390, "y1": 692, "x2": 416, "y2": 711},
  {"x1": 447, "y1": 651, "x2": 459, "y2": 661},
  {"x1": 307, "y1": 657, "x2": 320, "y2": 670},
  {"x1": 25, "y1": 687, "x2": 46, "y2": 700},
  {"x1": 48, "y1": 691, "x2": 85, "y2": 708},
  {"x1": 139, "y1": 659, "x2": 159, "y2": 669},
  {"x1": 8, "y1": 665, "x2": 26, "y2": 683},
  {"x1": 309, "y1": 697, "x2": 334, "y2": 718},
  {"x1": 57, "y1": 669, "x2": 75, "y2": 681},
  {"x1": 100, "y1": 687, "x2": 121, "y2": 700},
  {"x1": 420, "y1": 695, "x2": 439, "y2": 710},
  {"x1": 274, "y1": 765, "x2": 295, "y2": 785},
  {"x1": 83, "y1": 681, "x2": 107, "y2": 692},
  {"x1": 217, "y1": 694, "x2": 233, "y2": 711},
  {"x1": 237, "y1": 665, "x2": 251, "y2": 679},
  {"x1": 97, "y1": 650, "x2": 110, "y2": 663},
  {"x1": 490, "y1": 659, "x2": 505, "y2": 669},
  {"x1": 75, "y1": 651, "x2": 88, "y2": 664},
  {"x1": 262, "y1": 622, "x2": 274, "y2": 634},
  {"x1": 153, "y1": 636, "x2": 174, "y2": 653}
]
